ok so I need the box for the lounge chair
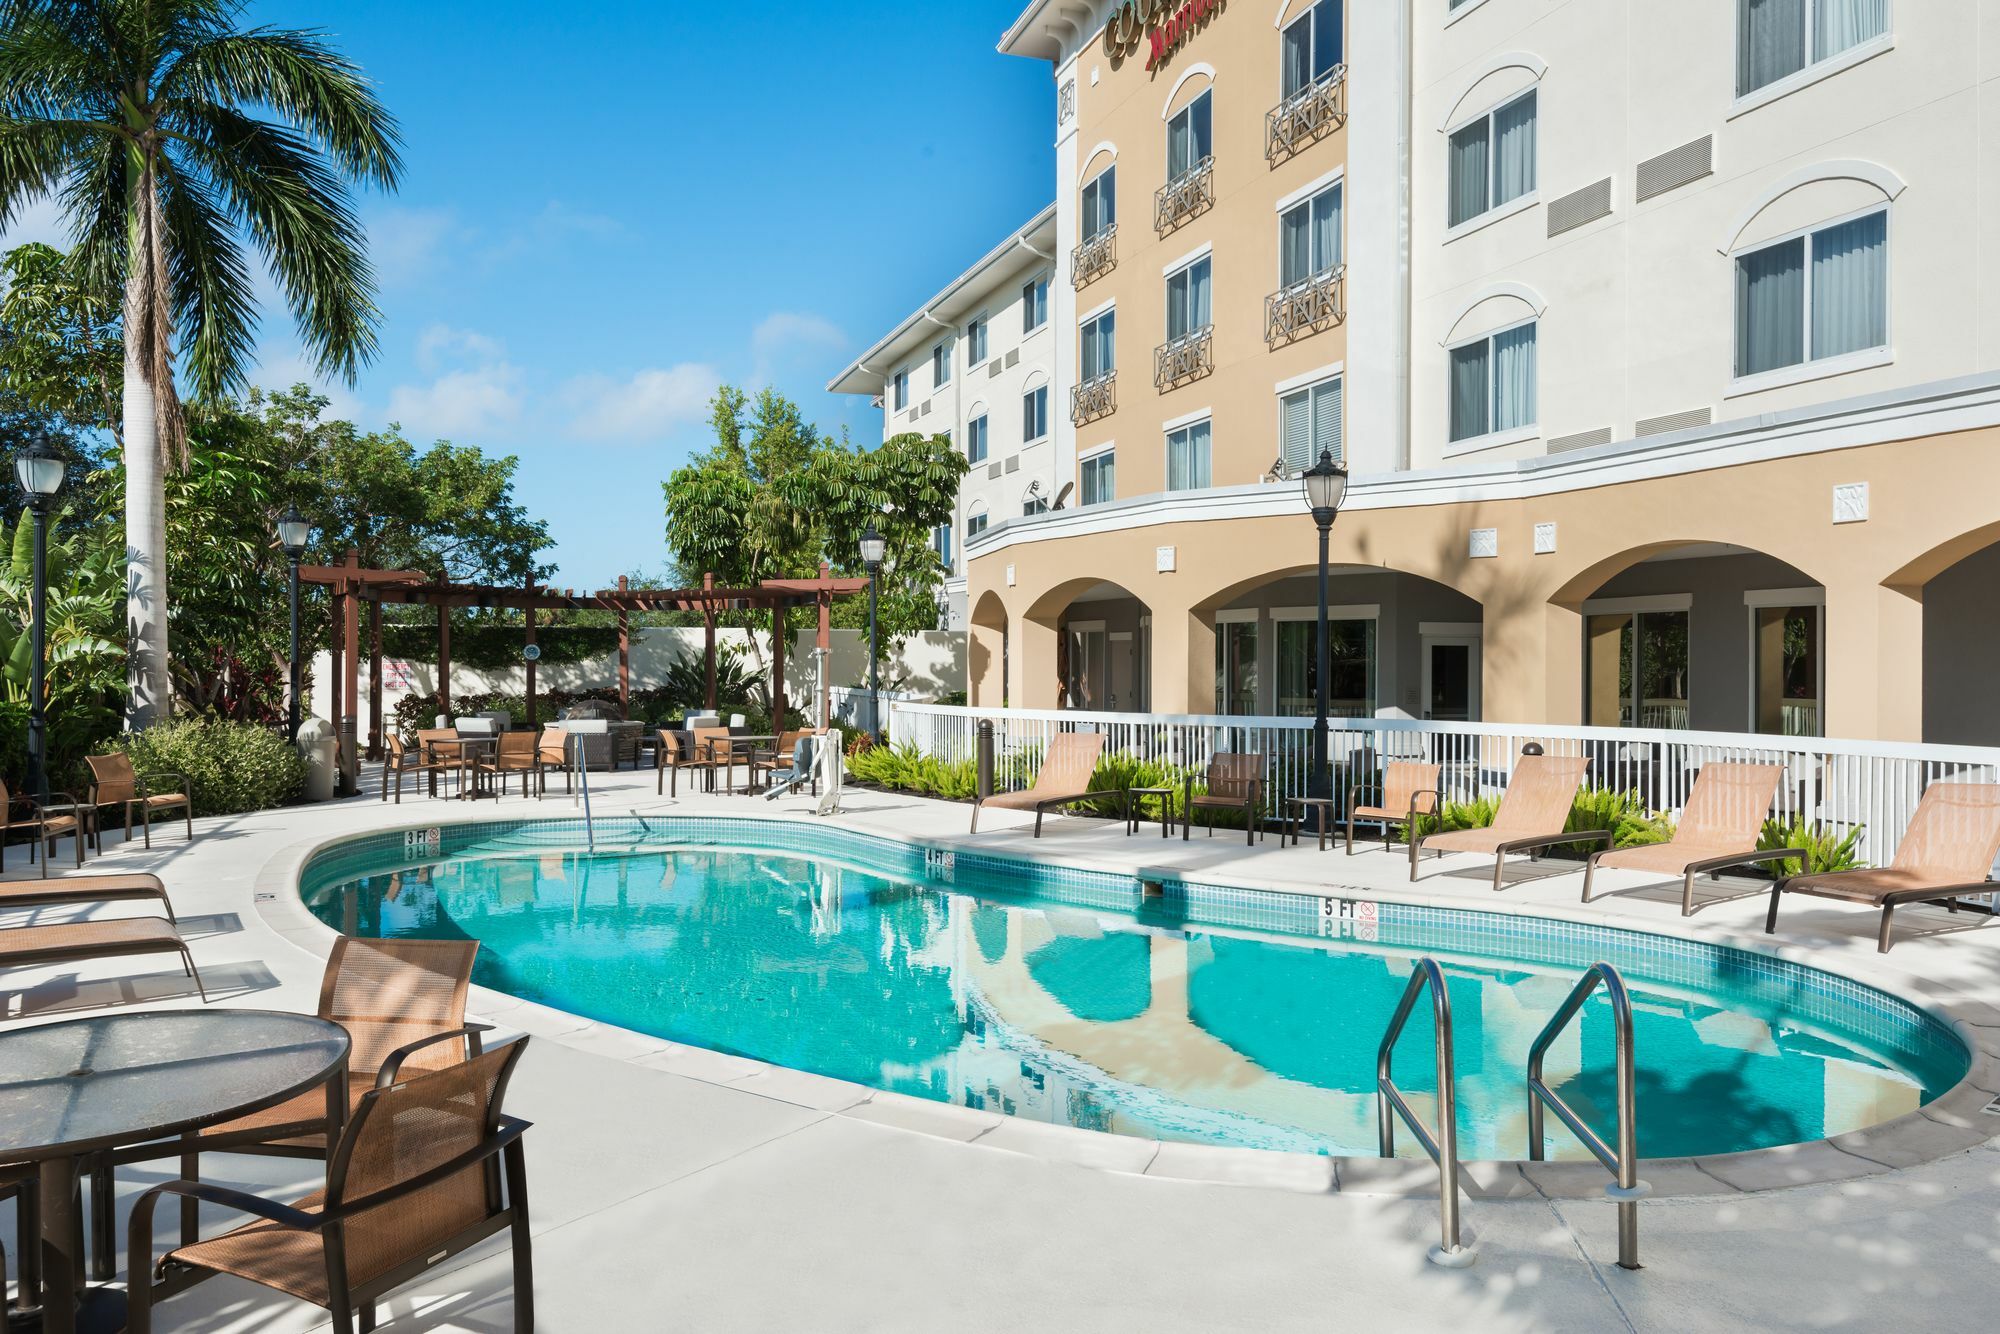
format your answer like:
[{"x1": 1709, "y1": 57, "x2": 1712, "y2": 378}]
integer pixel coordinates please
[
  {"x1": 1, "y1": 779, "x2": 84, "y2": 875},
  {"x1": 1, "y1": 1163, "x2": 38, "y2": 1329},
  {"x1": 969, "y1": 732, "x2": 1107, "y2": 836},
  {"x1": 0, "y1": 917, "x2": 206, "y2": 1000},
  {"x1": 1410, "y1": 752, "x2": 1602, "y2": 890},
  {"x1": 127, "y1": 1039, "x2": 535, "y2": 1334},
  {"x1": 85, "y1": 752, "x2": 192, "y2": 848},
  {"x1": 380, "y1": 733, "x2": 450, "y2": 804},
  {"x1": 1184, "y1": 753, "x2": 1265, "y2": 846},
  {"x1": 1580, "y1": 762, "x2": 1801, "y2": 914},
  {"x1": 1347, "y1": 760, "x2": 1442, "y2": 856},
  {"x1": 1764, "y1": 781, "x2": 2000, "y2": 953},
  {"x1": 0, "y1": 871, "x2": 178, "y2": 922}
]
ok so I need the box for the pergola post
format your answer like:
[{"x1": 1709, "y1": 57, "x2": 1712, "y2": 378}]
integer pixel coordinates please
[
  {"x1": 438, "y1": 603, "x2": 452, "y2": 720},
  {"x1": 617, "y1": 574, "x2": 631, "y2": 714},
  {"x1": 817, "y1": 561, "x2": 833, "y2": 729},
  {"x1": 339, "y1": 549, "x2": 361, "y2": 795},
  {"x1": 525, "y1": 580, "x2": 538, "y2": 730},
  {"x1": 702, "y1": 571, "x2": 717, "y2": 712},
  {"x1": 366, "y1": 599, "x2": 383, "y2": 760},
  {"x1": 771, "y1": 598, "x2": 787, "y2": 727}
]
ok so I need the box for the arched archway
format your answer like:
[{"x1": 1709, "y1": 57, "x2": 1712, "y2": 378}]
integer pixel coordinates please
[
  {"x1": 1025, "y1": 576, "x2": 1154, "y2": 712},
  {"x1": 969, "y1": 589, "x2": 1008, "y2": 708},
  {"x1": 1888, "y1": 521, "x2": 2000, "y2": 746}
]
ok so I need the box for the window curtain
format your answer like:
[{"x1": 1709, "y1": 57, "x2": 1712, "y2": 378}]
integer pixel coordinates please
[
  {"x1": 1168, "y1": 110, "x2": 1191, "y2": 180},
  {"x1": 1735, "y1": 237, "x2": 1805, "y2": 375},
  {"x1": 1189, "y1": 94, "x2": 1212, "y2": 165},
  {"x1": 1449, "y1": 342, "x2": 1490, "y2": 441},
  {"x1": 1811, "y1": 211, "x2": 1887, "y2": 359},
  {"x1": 1281, "y1": 205, "x2": 1311, "y2": 286},
  {"x1": 1448, "y1": 120, "x2": 1490, "y2": 227},
  {"x1": 1312, "y1": 380, "x2": 1342, "y2": 464},
  {"x1": 1168, "y1": 422, "x2": 1211, "y2": 491},
  {"x1": 1739, "y1": 0, "x2": 1805, "y2": 95},
  {"x1": 1813, "y1": 0, "x2": 1885, "y2": 61},
  {"x1": 1190, "y1": 259, "x2": 1211, "y2": 331},
  {"x1": 969, "y1": 416, "x2": 988, "y2": 462},
  {"x1": 1313, "y1": 0, "x2": 1343, "y2": 77},
  {"x1": 1275, "y1": 622, "x2": 1314, "y2": 717},
  {"x1": 1312, "y1": 186, "x2": 1341, "y2": 272},
  {"x1": 1491, "y1": 324, "x2": 1537, "y2": 432},
  {"x1": 1281, "y1": 388, "x2": 1313, "y2": 471},
  {"x1": 1083, "y1": 315, "x2": 1114, "y2": 379},
  {"x1": 1281, "y1": 17, "x2": 1312, "y2": 98},
  {"x1": 1493, "y1": 93, "x2": 1536, "y2": 206}
]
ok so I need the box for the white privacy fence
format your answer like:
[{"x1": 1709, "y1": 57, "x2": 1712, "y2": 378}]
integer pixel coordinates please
[{"x1": 886, "y1": 702, "x2": 2000, "y2": 869}]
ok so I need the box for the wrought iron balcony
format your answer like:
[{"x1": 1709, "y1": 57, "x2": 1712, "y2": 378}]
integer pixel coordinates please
[
  {"x1": 1154, "y1": 156, "x2": 1214, "y2": 235},
  {"x1": 1264, "y1": 266, "x2": 1346, "y2": 346},
  {"x1": 1266, "y1": 66, "x2": 1346, "y2": 166},
  {"x1": 1153, "y1": 325, "x2": 1214, "y2": 392},
  {"x1": 1071, "y1": 224, "x2": 1117, "y2": 289},
  {"x1": 1070, "y1": 371, "x2": 1116, "y2": 425}
]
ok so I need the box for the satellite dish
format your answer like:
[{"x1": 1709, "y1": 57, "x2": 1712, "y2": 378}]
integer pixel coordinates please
[
  {"x1": 1052, "y1": 481, "x2": 1076, "y2": 511},
  {"x1": 522, "y1": 644, "x2": 542, "y2": 662}
]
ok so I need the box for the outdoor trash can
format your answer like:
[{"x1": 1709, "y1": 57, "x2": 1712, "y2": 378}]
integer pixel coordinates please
[{"x1": 297, "y1": 717, "x2": 337, "y2": 802}]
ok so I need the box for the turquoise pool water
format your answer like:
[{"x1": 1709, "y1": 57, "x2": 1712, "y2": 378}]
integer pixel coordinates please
[{"x1": 300, "y1": 820, "x2": 1969, "y2": 1161}]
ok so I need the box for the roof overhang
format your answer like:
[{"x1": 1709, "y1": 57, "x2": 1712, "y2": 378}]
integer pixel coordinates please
[{"x1": 999, "y1": 0, "x2": 1100, "y2": 62}]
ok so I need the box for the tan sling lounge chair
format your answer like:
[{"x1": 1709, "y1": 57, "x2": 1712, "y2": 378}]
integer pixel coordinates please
[
  {"x1": 1764, "y1": 781, "x2": 2000, "y2": 953},
  {"x1": 1348, "y1": 760, "x2": 1442, "y2": 855},
  {"x1": 1184, "y1": 753, "x2": 1266, "y2": 845},
  {"x1": 0, "y1": 917, "x2": 206, "y2": 1000},
  {"x1": 1411, "y1": 753, "x2": 1602, "y2": 890},
  {"x1": 0, "y1": 871, "x2": 179, "y2": 922},
  {"x1": 1579, "y1": 762, "x2": 1802, "y2": 914},
  {"x1": 970, "y1": 732, "x2": 1107, "y2": 836}
]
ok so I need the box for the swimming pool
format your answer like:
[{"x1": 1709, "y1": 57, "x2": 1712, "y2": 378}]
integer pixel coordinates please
[{"x1": 299, "y1": 817, "x2": 1969, "y2": 1162}]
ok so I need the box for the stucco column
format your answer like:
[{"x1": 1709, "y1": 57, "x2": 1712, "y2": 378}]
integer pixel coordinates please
[
  {"x1": 1826, "y1": 582, "x2": 1923, "y2": 741},
  {"x1": 1017, "y1": 614, "x2": 1063, "y2": 709},
  {"x1": 968, "y1": 613, "x2": 1007, "y2": 706},
  {"x1": 1477, "y1": 596, "x2": 1578, "y2": 726},
  {"x1": 1147, "y1": 606, "x2": 1210, "y2": 714}
]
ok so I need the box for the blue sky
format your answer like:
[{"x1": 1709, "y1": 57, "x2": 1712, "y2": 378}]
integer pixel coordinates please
[{"x1": 5, "y1": 1, "x2": 1054, "y2": 586}]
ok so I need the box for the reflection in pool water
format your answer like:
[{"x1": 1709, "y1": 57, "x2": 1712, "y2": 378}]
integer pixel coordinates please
[{"x1": 304, "y1": 843, "x2": 1965, "y2": 1160}]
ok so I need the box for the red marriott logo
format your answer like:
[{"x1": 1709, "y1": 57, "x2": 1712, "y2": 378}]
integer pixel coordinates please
[{"x1": 1103, "y1": 0, "x2": 1226, "y2": 72}]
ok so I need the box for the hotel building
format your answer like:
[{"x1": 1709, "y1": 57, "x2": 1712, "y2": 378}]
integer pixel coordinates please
[{"x1": 944, "y1": 0, "x2": 2000, "y2": 746}]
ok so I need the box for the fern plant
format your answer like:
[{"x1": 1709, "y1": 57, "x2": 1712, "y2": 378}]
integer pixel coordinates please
[{"x1": 1757, "y1": 816, "x2": 1866, "y2": 876}]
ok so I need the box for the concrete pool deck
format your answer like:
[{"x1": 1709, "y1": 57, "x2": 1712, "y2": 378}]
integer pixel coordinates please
[{"x1": 5, "y1": 764, "x2": 2000, "y2": 1331}]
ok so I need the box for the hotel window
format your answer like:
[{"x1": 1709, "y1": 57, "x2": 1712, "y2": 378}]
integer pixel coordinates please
[
  {"x1": 966, "y1": 317, "x2": 989, "y2": 366},
  {"x1": 1586, "y1": 607, "x2": 1691, "y2": 729},
  {"x1": 1734, "y1": 208, "x2": 1887, "y2": 379},
  {"x1": 966, "y1": 511, "x2": 990, "y2": 539},
  {"x1": 1023, "y1": 492, "x2": 1049, "y2": 516},
  {"x1": 1750, "y1": 597, "x2": 1824, "y2": 736},
  {"x1": 1281, "y1": 0, "x2": 1344, "y2": 100},
  {"x1": 1447, "y1": 89, "x2": 1536, "y2": 229},
  {"x1": 967, "y1": 413, "x2": 990, "y2": 463},
  {"x1": 1165, "y1": 257, "x2": 1212, "y2": 340},
  {"x1": 1166, "y1": 419, "x2": 1212, "y2": 491},
  {"x1": 933, "y1": 523, "x2": 954, "y2": 570},
  {"x1": 1279, "y1": 182, "x2": 1342, "y2": 286},
  {"x1": 932, "y1": 342, "x2": 951, "y2": 387},
  {"x1": 1080, "y1": 450, "x2": 1115, "y2": 506},
  {"x1": 1738, "y1": 0, "x2": 1887, "y2": 97},
  {"x1": 1023, "y1": 276, "x2": 1050, "y2": 332},
  {"x1": 1279, "y1": 375, "x2": 1342, "y2": 473},
  {"x1": 1448, "y1": 320, "x2": 1537, "y2": 444},
  {"x1": 1216, "y1": 615, "x2": 1259, "y2": 714},
  {"x1": 1082, "y1": 167, "x2": 1117, "y2": 242},
  {"x1": 891, "y1": 370, "x2": 909, "y2": 411},
  {"x1": 1276, "y1": 614, "x2": 1376, "y2": 718},
  {"x1": 1023, "y1": 385, "x2": 1050, "y2": 441},
  {"x1": 1166, "y1": 90, "x2": 1213, "y2": 182},
  {"x1": 1080, "y1": 309, "x2": 1116, "y2": 380}
]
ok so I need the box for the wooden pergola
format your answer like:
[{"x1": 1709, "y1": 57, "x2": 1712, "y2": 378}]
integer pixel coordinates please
[{"x1": 299, "y1": 552, "x2": 869, "y2": 793}]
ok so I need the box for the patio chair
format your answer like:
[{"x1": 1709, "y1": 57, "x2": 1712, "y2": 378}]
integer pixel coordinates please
[
  {"x1": 84, "y1": 752, "x2": 192, "y2": 849},
  {"x1": 1410, "y1": 752, "x2": 1603, "y2": 891},
  {"x1": 657, "y1": 729, "x2": 719, "y2": 796},
  {"x1": 379, "y1": 734, "x2": 450, "y2": 805},
  {"x1": 1184, "y1": 753, "x2": 1266, "y2": 846},
  {"x1": 0, "y1": 917, "x2": 206, "y2": 1000},
  {"x1": 478, "y1": 732, "x2": 542, "y2": 798},
  {"x1": 415, "y1": 728, "x2": 463, "y2": 798},
  {"x1": 1764, "y1": 781, "x2": 2000, "y2": 953},
  {"x1": 1347, "y1": 760, "x2": 1443, "y2": 856},
  {"x1": 127, "y1": 1038, "x2": 535, "y2": 1334},
  {"x1": 1580, "y1": 762, "x2": 1801, "y2": 914},
  {"x1": 969, "y1": 732, "x2": 1108, "y2": 836},
  {"x1": 0, "y1": 870, "x2": 178, "y2": 922},
  {"x1": 752, "y1": 730, "x2": 820, "y2": 794},
  {"x1": 690, "y1": 725, "x2": 737, "y2": 791},
  {"x1": 536, "y1": 726, "x2": 570, "y2": 793},
  {"x1": 0, "y1": 778, "x2": 84, "y2": 875}
]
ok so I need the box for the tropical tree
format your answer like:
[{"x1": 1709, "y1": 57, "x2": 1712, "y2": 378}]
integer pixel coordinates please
[{"x1": 0, "y1": 0, "x2": 402, "y2": 726}]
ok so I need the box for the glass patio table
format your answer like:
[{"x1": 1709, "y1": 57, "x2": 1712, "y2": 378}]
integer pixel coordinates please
[{"x1": 0, "y1": 1010, "x2": 350, "y2": 1334}]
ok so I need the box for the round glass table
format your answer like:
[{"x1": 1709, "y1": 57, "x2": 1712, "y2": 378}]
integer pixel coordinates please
[{"x1": 0, "y1": 1009, "x2": 350, "y2": 1334}]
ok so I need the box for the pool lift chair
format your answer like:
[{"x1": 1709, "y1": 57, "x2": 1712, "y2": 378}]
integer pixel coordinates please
[{"x1": 763, "y1": 730, "x2": 846, "y2": 815}]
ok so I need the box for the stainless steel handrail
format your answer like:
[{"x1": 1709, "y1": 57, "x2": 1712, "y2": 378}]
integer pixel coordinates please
[
  {"x1": 568, "y1": 733, "x2": 596, "y2": 854},
  {"x1": 1377, "y1": 957, "x2": 1475, "y2": 1267},
  {"x1": 1527, "y1": 962, "x2": 1647, "y2": 1270}
]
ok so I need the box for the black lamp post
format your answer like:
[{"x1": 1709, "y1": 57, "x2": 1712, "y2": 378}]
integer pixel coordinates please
[
  {"x1": 14, "y1": 437, "x2": 67, "y2": 800},
  {"x1": 277, "y1": 505, "x2": 313, "y2": 742},
  {"x1": 1300, "y1": 447, "x2": 1350, "y2": 800},
  {"x1": 859, "y1": 522, "x2": 887, "y2": 743}
]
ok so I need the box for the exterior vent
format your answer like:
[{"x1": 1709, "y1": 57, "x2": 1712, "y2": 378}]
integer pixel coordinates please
[
  {"x1": 1547, "y1": 426, "x2": 1613, "y2": 454},
  {"x1": 1636, "y1": 136, "x2": 1713, "y2": 202},
  {"x1": 1636, "y1": 407, "x2": 1711, "y2": 437},
  {"x1": 988, "y1": 360, "x2": 1003, "y2": 378},
  {"x1": 1005, "y1": 455, "x2": 1021, "y2": 473},
  {"x1": 987, "y1": 462, "x2": 1003, "y2": 480},
  {"x1": 1546, "y1": 179, "x2": 1613, "y2": 237},
  {"x1": 1006, "y1": 349, "x2": 1021, "y2": 369},
  {"x1": 920, "y1": 401, "x2": 932, "y2": 417}
]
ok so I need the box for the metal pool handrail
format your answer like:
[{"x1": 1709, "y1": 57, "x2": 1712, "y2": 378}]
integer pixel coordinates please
[
  {"x1": 567, "y1": 732, "x2": 596, "y2": 853},
  {"x1": 1527, "y1": 962, "x2": 1647, "y2": 1271},
  {"x1": 1376, "y1": 957, "x2": 1475, "y2": 1267}
]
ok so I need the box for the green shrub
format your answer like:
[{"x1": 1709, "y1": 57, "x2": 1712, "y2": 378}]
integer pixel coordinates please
[
  {"x1": 1566, "y1": 787, "x2": 1674, "y2": 852},
  {"x1": 1757, "y1": 816, "x2": 1866, "y2": 876},
  {"x1": 105, "y1": 716, "x2": 304, "y2": 817}
]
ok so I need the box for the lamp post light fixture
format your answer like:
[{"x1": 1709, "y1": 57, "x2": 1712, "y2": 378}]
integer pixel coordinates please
[
  {"x1": 276, "y1": 505, "x2": 313, "y2": 743},
  {"x1": 14, "y1": 437, "x2": 67, "y2": 800},
  {"x1": 1300, "y1": 447, "x2": 1350, "y2": 801},
  {"x1": 859, "y1": 521, "x2": 888, "y2": 743}
]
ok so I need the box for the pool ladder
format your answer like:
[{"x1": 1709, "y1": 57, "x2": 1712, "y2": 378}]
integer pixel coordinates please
[{"x1": 1377, "y1": 958, "x2": 1645, "y2": 1271}]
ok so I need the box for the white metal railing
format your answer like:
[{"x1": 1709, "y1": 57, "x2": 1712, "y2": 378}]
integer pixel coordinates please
[
  {"x1": 1266, "y1": 65, "x2": 1347, "y2": 163},
  {"x1": 1154, "y1": 156, "x2": 1214, "y2": 234},
  {"x1": 1153, "y1": 324, "x2": 1214, "y2": 391},
  {"x1": 824, "y1": 685, "x2": 924, "y2": 732},
  {"x1": 1070, "y1": 370, "x2": 1117, "y2": 425},
  {"x1": 1264, "y1": 266, "x2": 1345, "y2": 345},
  {"x1": 886, "y1": 701, "x2": 2000, "y2": 868},
  {"x1": 1072, "y1": 224, "x2": 1117, "y2": 288}
]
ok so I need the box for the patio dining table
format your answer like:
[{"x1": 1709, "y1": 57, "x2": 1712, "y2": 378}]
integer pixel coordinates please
[
  {"x1": 425, "y1": 735, "x2": 499, "y2": 800},
  {"x1": 0, "y1": 1009, "x2": 350, "y2": 1334},
  {"x1": 703, "y1": 735, "x2": 779, "y2": 794}
]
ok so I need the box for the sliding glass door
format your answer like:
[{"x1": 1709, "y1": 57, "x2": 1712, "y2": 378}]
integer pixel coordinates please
[{"x1": 1586, "y1": 609, "x2": 1690, "y2": 729}]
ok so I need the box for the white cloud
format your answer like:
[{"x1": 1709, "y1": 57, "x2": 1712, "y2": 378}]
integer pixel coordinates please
[
  {"x1": 416, "y1": 323, "x2": 506, "y2": 372},
  {"x1": 564, "y1": 363, "x2": 721, "y2": 441},
  {"x1": 388, "y1": 364, "x2": 524, "y2": 440},
  {"x1": 366, "y1": 206, "x2": 459, "y2": 287},
  {"x1": 753, "y1": 311, "x2": 847, "y2": 360},
  {"x1": 250, "y1": 344, "x2": 367, "y2": 422}
]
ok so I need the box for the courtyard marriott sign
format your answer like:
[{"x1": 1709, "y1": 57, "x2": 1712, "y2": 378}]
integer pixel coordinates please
[{"x1": 1104, "y1": 0, "x2": 1225, "y2": 71}]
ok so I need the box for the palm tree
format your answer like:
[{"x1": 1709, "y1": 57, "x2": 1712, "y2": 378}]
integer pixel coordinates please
[{"x1": 0, "y1": 0, "x2": 400, "y2": 726}]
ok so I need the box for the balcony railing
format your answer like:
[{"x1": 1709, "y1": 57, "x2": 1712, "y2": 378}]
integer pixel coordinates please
[
  {"x1": 1266, "y1": 66, "x2": 1347, "y2": 165},
  {"x1": 1072, "y1": 224, "x2": 1117, "y2": 289},
  {"x1": 1264, "y1": 266, "x2": 1346, "y2": 346},
  {"x1": 1154, "y1": 325, "x2": 1214, "y2": 392},
  {"x1": 1070, "y1": 370, "x2": 1116, "y2": 425},
  {"x1": 1154, "y1": 156, "x2": 1214, "y2": 235}
]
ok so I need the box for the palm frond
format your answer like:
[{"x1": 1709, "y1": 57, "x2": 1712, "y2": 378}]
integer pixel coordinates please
[{"x1": 156, "y1": 153, "x2": 254, "y2": 402}]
